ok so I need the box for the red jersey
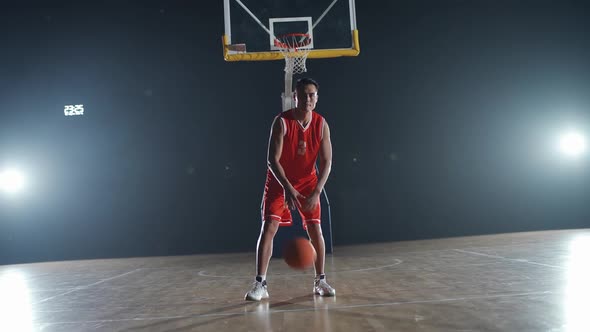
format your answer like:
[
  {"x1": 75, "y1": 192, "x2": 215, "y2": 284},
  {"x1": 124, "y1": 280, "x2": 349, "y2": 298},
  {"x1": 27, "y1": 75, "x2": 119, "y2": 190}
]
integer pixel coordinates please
[{"x1": 267, "y1": 109, "x2": 326, "y2": 186}]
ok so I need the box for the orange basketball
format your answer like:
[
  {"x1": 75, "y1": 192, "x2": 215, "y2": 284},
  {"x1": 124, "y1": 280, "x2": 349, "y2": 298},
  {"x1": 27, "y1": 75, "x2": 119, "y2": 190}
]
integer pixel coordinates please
[{"x1": 283, "y1": 237, "x2": 317, "y2": 270}]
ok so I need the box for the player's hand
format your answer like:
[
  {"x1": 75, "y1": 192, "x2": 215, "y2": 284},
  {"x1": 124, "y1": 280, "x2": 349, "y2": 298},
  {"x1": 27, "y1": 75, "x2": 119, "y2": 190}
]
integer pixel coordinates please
[
  {"x1": 302, "y1": 190, "x2": 320, "y2": 211},
  {"x1": 285, "y1": 187, "x2": 305, "y2": 210}
]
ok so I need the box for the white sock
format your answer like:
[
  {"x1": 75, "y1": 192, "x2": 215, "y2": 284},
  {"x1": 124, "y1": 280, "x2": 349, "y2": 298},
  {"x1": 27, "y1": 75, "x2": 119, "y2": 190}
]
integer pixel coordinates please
[{"x1": 256, "y1": 274, "x2": 266, "y2": 282}]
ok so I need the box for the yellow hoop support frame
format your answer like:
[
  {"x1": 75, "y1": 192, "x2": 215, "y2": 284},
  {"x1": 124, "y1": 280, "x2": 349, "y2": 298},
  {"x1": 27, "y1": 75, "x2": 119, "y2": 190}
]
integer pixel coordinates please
[{"x1": 222, "y1": 29, "x2": 360, "y2": 62}]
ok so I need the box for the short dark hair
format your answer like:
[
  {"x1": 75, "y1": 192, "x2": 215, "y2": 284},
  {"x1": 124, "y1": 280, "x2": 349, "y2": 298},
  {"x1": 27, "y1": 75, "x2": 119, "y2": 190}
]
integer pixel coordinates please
[{"x1": 295, "y1": 77, "x2": 319, "y2": 91}]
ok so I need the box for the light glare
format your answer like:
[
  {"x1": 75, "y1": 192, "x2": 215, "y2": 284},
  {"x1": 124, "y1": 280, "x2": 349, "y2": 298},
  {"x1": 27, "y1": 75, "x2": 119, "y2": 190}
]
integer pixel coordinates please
[
  {"x1": 0, "y1": 169, "x2": 25, "y2": 193},
  {"x1": 559, "y1": 131, "x2": 586, "y2": 158}
]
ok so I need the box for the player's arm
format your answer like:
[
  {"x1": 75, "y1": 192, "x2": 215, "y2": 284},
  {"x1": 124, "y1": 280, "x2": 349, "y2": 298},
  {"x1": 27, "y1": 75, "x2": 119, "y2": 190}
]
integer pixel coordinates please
[
  {"x1": 267, "y1": 117, "x2": 304, "y2": 209},
  {"x1": 314, "y1": 120, "x2": 332, "y2": 195}
]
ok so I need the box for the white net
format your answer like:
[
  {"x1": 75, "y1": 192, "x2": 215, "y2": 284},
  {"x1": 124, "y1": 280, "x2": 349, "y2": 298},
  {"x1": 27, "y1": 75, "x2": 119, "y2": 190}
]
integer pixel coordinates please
[
  {"x1": 281, "y1": 51, "x2": 310, "y2": 74},
  {"x1": 275, "y1": 34, "x2": 312, "y2": 74}
]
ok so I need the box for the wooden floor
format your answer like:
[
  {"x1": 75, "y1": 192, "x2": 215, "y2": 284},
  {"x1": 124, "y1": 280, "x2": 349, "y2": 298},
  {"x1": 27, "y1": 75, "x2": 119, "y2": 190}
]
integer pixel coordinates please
[{"x1": 1, "y1": 229, "x2": 589, "y2": 331}]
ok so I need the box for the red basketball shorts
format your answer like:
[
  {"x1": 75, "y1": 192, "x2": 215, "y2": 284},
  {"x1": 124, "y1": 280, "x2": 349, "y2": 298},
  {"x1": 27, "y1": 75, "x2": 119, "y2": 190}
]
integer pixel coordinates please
[{"x1": 261, "y1": 176, "x2": 321, "y2": 230}]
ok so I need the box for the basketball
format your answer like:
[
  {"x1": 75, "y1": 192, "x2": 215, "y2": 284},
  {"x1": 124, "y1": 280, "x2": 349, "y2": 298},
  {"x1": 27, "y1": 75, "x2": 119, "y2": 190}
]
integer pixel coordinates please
[{"x1": 283, "y1": 237, "x2": 317, "y2": 270}]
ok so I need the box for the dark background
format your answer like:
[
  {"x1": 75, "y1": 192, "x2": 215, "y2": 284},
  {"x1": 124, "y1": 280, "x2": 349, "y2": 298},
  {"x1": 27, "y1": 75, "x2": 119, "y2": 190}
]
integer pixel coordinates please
[{"x1": 1, "y1": 0, "x2": 589, "y2": 265}]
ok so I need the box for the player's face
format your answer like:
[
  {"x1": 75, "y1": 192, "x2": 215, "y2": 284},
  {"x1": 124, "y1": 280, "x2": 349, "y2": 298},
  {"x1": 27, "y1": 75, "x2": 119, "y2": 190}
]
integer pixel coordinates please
[{"x1": 296, "y1": 84, "x2": 318, "y2": 112}]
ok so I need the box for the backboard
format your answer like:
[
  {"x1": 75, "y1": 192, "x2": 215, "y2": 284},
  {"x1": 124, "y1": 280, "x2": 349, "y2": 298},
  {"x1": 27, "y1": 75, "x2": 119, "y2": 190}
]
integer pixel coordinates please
[{"x1": 222, "y1": 0, "x2": 359, "y2": 62}]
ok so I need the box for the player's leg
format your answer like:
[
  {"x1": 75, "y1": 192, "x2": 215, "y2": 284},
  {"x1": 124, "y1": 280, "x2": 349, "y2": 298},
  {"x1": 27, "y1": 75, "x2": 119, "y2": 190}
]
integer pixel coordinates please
[
  {"x1": 299, "y1": 184, "x2": 336, "y2": 297},
  {"x1": 245, "y1": 188, "x2": 291, "y2": 301},
  {"x1": 299, "y1": 179, "x2": 325, "y2": 275},
  {"x1": 305, "y1": 223, "x2": 325, "y2": 275},
  {"x1": 305, "y1": 222, "x2": 334, "y2": 296},
  {"x1": 256, "y1": 219, "x2": 280, "y2": 278},
  {"x1": 245, "y1": 219, "x2": 280, "y2": 301}
]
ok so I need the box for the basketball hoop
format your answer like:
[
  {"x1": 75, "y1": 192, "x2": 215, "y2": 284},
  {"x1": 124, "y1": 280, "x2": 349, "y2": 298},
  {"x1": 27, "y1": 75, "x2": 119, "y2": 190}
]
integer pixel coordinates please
[{"x1": 274, "y1": 33, "x2": 312, "y2": 74}]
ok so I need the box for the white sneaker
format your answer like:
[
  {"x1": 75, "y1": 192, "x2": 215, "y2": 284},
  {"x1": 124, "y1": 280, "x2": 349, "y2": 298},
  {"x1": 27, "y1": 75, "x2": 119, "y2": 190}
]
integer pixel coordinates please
[
  {"x1": 313, "y1": 277, "x2": 336, "y2": 296},
  {"x1": 245, "y1": 280, "x2": 269, "y2": 301}
]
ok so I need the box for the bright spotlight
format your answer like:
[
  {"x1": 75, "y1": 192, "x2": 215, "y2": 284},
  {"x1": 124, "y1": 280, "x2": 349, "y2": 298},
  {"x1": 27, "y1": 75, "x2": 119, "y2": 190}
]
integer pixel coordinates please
[
  {"x1": 559, "y1": 131, "x2": 586, "y2": 158},
  {"x1": 0, "y1": 169, "x2": 25, "y2": 193}
]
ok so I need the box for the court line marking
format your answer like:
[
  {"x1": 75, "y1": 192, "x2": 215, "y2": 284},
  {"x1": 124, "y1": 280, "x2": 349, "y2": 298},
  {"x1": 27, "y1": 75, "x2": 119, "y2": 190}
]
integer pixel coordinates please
[
  {"x1": 37, "y1": 290, "x2": 553, "y2": 327},
  {"x1": 36, "y1": 269, "x2": 143, "y2": 304},
  {"x1": 197, "y1": 259, "x2": 404, "y2": 278},
  {"x1": 453, "y1": 249, "x2": 563, "y2": 269}
]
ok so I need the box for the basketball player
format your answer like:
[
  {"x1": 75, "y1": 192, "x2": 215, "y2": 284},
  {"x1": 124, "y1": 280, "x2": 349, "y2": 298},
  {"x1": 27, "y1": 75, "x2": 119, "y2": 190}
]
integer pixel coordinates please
[{"x1": 245, "y1": 77, "x2": 336, "y2": 301}]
